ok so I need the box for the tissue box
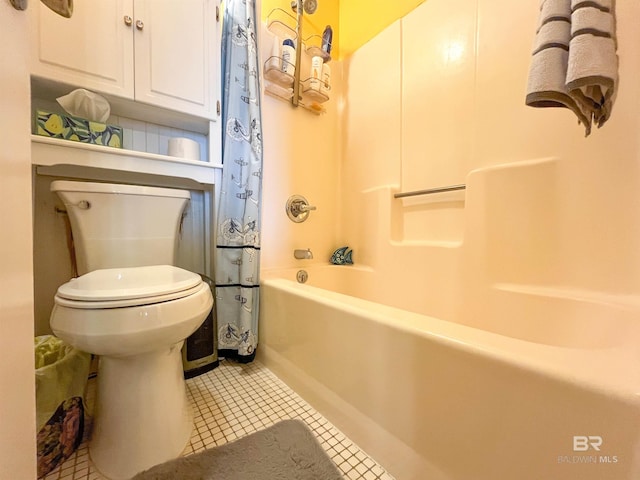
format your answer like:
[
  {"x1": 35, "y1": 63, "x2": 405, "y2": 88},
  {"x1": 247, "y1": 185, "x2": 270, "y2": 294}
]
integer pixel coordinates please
[{"x1": 36, "y1": 110, "x2": 123, "y2": 148}]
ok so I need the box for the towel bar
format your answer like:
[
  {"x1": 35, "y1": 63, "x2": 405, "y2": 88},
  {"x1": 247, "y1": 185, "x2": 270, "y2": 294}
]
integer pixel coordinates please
[{"x1": 394, "y1": 184, "x2": 466, "y2": 199}]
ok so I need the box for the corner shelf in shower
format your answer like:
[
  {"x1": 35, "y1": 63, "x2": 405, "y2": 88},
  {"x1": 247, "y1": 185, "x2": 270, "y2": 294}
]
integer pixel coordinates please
[{"x1": 31, "y1": 135, "x2": 220, "y2": 185}]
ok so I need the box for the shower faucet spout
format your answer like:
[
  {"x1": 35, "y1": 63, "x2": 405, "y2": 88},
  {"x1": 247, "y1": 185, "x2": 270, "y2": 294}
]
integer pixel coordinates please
[{"x1": 294, "y1": 249, "x2": 313, "y2": 260}]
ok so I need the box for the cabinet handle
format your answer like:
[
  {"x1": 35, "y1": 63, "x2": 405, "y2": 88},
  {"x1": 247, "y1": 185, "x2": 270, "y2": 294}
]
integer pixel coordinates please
[
  {"x1": 135, "y1": 20, "x2": 144, "y2": 30},
  {"x1": 123, "y1": 15, "x2": 133, "y2": 26}
]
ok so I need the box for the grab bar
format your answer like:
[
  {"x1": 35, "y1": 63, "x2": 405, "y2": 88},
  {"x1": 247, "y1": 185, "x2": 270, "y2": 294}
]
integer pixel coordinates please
[{"x1": 394, "y1": 184, "x2": 466, "y2": 199}]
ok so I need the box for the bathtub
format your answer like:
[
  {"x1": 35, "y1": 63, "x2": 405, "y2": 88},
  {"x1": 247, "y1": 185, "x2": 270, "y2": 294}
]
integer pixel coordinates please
[{"x1": 258, "y1": 265, "x2": 640, "y2": 480}]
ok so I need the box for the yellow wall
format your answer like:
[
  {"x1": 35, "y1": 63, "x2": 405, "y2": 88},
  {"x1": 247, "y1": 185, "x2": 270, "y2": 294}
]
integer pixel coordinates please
[
  {"x1": 262, "y1": 0, "x2": 426, "y2": 59},
  {"x1": 339, "y1": 0, "x2": 425, "y2": 57},
  {"x1": 262, "y1": 0, "x2": 339, "y2": 56}
]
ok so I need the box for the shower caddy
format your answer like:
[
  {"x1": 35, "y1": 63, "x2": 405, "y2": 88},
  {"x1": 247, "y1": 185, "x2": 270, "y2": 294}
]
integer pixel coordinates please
[{"x1": 263, "y1": 4, "x2": 332, "y2": 114}]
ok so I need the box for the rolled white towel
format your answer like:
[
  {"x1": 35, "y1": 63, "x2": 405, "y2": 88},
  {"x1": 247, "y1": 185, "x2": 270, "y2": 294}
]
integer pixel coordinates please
[
  {"x1": 533, "y1": 18, "x2": 571, "y2": 54},
  {"x1": 527, "y1": 0, "x2": 591, "y2": 129},
  {"x1": 537, "y1": 0, "x2": 571, "y2": 30},
  {"x1": 566, "y1": 33, "x2": 618, "y2": 128},
  {"x1": 571, "y1": 0, "x2": 612, "y2": 13},
  {"x1": 526, "y1": 46, "x2": 590, "y2": 128},
  {"x1": 567, "y1": 0, "x2": 617, "y2": 132},
  {"x1": 526, "y1": 0, "x2": 618, "y2": 135},
  {"x1": 571, "y1": 6, "x2": 614, "y2": 37}
]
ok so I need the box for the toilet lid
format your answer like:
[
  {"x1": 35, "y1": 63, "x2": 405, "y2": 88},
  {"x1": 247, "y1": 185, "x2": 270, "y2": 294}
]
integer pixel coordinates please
[{"x1": 57, "y1": 265, "x2": 202, "y2": 302}]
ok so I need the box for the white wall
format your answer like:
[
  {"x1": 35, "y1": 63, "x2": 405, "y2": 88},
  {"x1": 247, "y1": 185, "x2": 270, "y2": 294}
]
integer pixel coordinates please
[{"x1": 0, "y1": 2, "x2": 37, "y2": 478}]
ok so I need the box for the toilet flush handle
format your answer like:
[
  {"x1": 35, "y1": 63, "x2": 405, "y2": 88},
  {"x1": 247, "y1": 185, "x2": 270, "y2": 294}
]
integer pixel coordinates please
[
  {"x1": 54, "y1": 200, "x2": 90, "y2": 215},
  {"x1": 69, "y1": 200, "x2": 91, "y2": 210}
]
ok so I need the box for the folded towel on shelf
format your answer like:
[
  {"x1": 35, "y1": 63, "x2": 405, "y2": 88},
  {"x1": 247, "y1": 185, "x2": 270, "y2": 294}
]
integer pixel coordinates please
[{"x1": 526, "y1": 0, "x2": 618, "y2": 136}]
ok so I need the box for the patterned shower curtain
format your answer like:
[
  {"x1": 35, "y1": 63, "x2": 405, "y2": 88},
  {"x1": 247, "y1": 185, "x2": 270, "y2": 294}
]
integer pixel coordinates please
[{"x1": 215, "y1": 0, "x2": 263, "y2": 363}]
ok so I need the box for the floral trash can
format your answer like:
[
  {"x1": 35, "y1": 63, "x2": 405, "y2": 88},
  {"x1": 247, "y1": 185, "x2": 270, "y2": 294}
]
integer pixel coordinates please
[{"x1": 35, "y1": 335, "x2": 91, "y2": 478}]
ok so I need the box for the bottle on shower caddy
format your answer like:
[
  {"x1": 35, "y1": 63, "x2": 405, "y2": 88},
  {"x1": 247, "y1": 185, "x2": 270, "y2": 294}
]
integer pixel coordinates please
[
  {"x1": 281, "y1": 38, "x2": 296, "y2": 76},
  {"x1": 319, "y1": 25, "x2": 332, "y2": 94},
  {"x1": 321, "y1": 25, "x2": 332, "y2": 56},
  {"x1": 309, "y1": 55, "x2": 323, "y2": 91},
  {"x1": 321, "y1": 62, "x2": 331, "y2": 95},
  {"x1": 266, "y1": 38, "x2": 281, "y2": 72}
]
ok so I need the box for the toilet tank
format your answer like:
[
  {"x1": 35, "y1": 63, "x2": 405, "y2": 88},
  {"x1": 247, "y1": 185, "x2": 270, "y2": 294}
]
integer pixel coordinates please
[{"x1": 51, "y1": 181, "x2": 190, "y2": 275}]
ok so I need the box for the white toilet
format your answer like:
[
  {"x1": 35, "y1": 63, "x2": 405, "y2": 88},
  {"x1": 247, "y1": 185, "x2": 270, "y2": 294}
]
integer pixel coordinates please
[{"x1": 49, "y1": 180, "x2": 213, "y2": 480}]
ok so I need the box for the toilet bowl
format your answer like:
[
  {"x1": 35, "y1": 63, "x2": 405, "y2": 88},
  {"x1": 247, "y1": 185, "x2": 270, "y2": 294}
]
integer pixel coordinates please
[
  {"x1": 51, "y1": 265, "x2": 212, "y2": 480},
  {"x1": 49, "y1": 180, "x2": 213, "y2": 479}
]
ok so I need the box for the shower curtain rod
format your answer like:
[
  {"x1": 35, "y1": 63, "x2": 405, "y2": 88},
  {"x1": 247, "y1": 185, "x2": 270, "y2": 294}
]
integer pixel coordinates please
[{"x1": 393, "y1": 184, "x2": 466, "y2": 199}]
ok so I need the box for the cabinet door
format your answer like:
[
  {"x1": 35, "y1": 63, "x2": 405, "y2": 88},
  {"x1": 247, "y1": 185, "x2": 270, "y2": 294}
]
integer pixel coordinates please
[
  {"x1": 30, "y1": 0, "x2": 135, "y2": 99},
  {"x1": 133, "y1": 0, "x2": 217, "y2": 119}
]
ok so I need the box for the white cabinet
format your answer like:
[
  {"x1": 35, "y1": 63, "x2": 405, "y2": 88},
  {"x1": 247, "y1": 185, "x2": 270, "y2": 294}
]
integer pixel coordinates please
[
  {"x1": 132, "y1": 0, "x2": 215, "y2": 118},
  {"x1": 31, "y1": 0, "x2": 134, "y2": 98},
  {"x1": 30, "y1": 0, "x2": 218, "y2": 120}
]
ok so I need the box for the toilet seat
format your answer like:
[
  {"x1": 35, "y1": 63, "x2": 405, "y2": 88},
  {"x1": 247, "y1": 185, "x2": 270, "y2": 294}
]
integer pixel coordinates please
[{"x1": 55, "y1": 265, "x2": 204, "y2": 309}]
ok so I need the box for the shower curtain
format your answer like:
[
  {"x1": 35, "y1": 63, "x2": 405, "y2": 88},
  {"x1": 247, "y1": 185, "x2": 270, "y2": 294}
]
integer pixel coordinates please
[{"x1": 215, "y1": 0, "x2": 263, "y2": 363}]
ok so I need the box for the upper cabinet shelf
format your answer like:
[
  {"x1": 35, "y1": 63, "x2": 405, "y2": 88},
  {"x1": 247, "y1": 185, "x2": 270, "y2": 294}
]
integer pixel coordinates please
[{"x1": 29, "y1": 0, "x2": 219, "y2": 121}]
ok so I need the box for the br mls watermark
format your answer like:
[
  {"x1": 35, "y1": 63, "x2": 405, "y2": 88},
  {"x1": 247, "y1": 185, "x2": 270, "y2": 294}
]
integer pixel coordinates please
[
  {"x1": 557, "y1": 436, "x2": 619, "y2": 464},
  {"x1": 573, "y1": 435, "x2": 602, "y2": 451}
]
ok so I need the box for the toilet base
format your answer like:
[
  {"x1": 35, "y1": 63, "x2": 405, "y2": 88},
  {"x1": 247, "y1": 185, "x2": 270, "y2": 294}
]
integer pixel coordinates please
[{"x1": 89, "y1": 342, "x2": 192, "y2": 480}]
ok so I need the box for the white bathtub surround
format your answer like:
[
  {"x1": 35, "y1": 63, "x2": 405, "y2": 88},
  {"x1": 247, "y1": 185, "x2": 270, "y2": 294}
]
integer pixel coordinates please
[
  {"x1": 257, "y1": 1, "x2": 640, "y2": 477},
  {"x1": 258, "y1": 160, "x2": 640, "y2": 480},
  {"x1": 41, "y1": 360, "x2": 393, "y2": 480}
]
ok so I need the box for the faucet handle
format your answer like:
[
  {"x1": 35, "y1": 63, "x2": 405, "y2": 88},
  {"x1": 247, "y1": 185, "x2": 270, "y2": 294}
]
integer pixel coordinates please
[
  {"x1": 298, "y1": 203, "x2": 317, "y2": 213},
  {"x1": 286, "y1": 195, "x2": 316, "y2": 223}
]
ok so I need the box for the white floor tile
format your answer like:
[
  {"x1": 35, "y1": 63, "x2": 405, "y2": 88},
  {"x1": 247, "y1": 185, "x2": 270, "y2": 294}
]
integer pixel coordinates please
[{"x1": 43, "y1": 359, "x2": 394, "y2": 480}]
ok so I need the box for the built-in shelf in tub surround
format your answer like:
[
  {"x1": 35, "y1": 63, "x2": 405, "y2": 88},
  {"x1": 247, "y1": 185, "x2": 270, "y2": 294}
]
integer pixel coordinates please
[{"x1": 31, "y1": 135, "x2": 221, "y2": 185}]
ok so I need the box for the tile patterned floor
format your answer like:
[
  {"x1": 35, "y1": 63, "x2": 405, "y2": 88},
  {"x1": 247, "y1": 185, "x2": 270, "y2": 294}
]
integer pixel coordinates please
[{"x1": 43, "y1": 359, "x2": 395, "y2": 480}]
